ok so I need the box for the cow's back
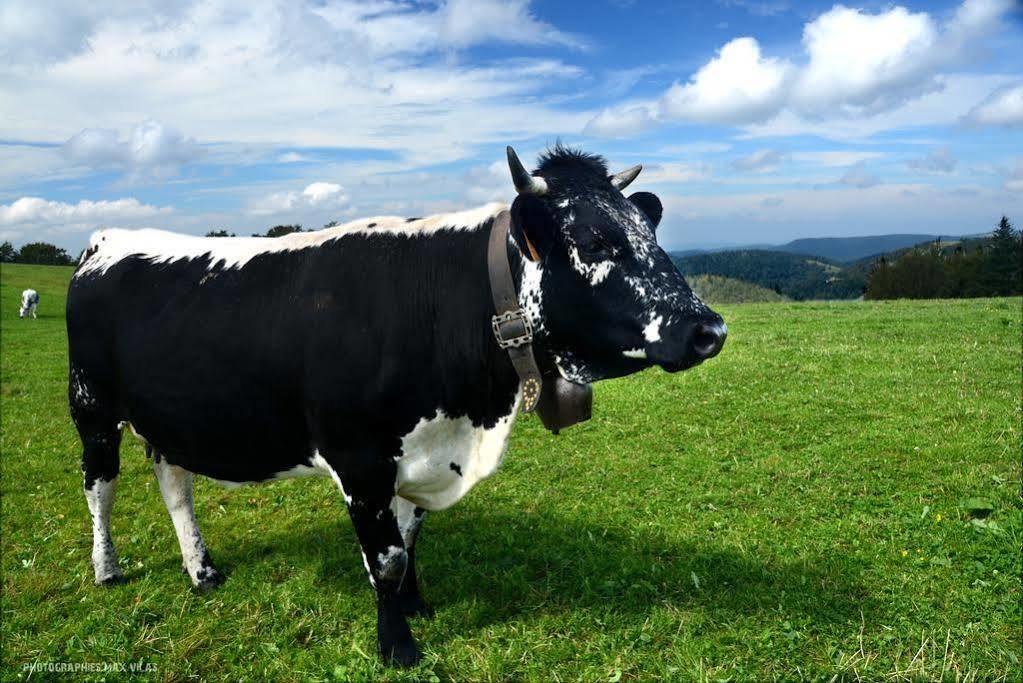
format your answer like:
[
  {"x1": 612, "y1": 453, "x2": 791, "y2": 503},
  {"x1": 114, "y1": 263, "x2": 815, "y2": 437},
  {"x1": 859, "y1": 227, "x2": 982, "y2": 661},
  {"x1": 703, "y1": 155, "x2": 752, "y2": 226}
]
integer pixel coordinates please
[{"x1": 65, "y1": 212, "x2": 512, "y2": 483}]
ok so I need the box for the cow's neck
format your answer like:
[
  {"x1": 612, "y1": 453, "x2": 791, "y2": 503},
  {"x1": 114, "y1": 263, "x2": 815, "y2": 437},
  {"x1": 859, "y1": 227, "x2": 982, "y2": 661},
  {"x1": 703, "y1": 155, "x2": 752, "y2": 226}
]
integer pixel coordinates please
[{"x1": 410, "y1": 223, "x2": 543, "y2": 428}]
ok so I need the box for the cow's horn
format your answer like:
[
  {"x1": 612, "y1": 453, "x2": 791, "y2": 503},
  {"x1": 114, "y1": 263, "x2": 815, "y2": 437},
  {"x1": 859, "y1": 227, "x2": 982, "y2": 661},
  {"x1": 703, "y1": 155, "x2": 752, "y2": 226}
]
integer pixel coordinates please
[
  {"x1": 610, "y1": 164, "x2": 642, "y2": 191},
  {"x1": 506, "y1": 146, "x2": 548, "y2": 195}
]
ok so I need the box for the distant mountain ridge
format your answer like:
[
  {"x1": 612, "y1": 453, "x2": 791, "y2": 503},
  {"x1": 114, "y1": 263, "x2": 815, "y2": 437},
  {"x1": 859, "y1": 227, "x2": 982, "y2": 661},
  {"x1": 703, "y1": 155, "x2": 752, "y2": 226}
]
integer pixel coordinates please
[
  {"x1": 773, "y1": 234, "x2": 946, "y2": 262},
  {"x1": 675, "y1": 233, "x2": 970, "y2": 263}
]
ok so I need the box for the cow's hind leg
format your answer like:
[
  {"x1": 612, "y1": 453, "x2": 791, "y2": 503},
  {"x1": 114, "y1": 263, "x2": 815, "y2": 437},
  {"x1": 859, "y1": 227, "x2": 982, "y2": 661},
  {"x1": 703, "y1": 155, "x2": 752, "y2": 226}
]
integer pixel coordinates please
[
  {"x1": 152, "y1": 457, "x2": 224, "y2": 592},
  {"x1": 319, "y1": 446, "x2": 421, "y2": 667},
  {"x1": 72, "y1": 376, "x2": 125, "y2": 585},
  {"x1": 395, "y1": 499, "x2": 432, "y2": 618}
]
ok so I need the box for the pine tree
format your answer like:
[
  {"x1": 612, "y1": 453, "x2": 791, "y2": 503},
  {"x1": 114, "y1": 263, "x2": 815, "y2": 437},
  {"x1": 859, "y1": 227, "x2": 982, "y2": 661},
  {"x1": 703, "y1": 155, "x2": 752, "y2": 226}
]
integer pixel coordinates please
[{"x1": 984, "y1": 216, "x2": 1021, "y2": 296}]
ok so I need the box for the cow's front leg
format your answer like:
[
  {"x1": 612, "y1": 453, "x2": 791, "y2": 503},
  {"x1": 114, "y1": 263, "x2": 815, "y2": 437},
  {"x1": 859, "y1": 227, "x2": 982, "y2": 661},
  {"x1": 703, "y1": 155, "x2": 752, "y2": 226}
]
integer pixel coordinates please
[
  {"x1": 395, "y1": 498, "x2": 432, "y2": 618},
  {"x1": 320, "y1": 449, "x2": 421, "y2": 667}
]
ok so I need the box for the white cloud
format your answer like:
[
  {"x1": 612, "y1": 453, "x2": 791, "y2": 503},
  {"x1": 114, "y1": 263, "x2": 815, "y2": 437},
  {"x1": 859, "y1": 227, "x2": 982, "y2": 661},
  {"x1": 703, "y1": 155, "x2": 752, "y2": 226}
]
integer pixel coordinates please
[
  {"x1": 731, "y1": 148, "x2": 786, "y2": 172},
  {"x1": 0, "y1": 196, "x2": 172, "y2": 241},
  {"x1": 462, "y1": 160, "x2": 515, "y2": 204},
  {"x1": 964, "y1": 83, "x2": 1023, "y2": 127},
  {"x1": 742, "y1": 73, "x2": 1016, "y2": 140},
  {"x1": 63, "y1": 120, "x2": 204, "y2": 177},
  {"x1": 657, "y1": 38, "x2": 792, "y2": 125},
  {"x1": 655, "y1": 142, "x2": 733, "y2": 156},
  {"x1": 2, "y1": 0, "x2": 589, "y2": 168},
  {"x1": 837, "y1": 162, "x2": 881, "y2": 188},
  {"x1": 641, "y1": 163, "x2": 709, "y2": 184},
  {"x1": 585, "y1": 36, "x2": 794, "y2": 133},
  {"x1": 583, "y1": 105, "x2": 658, "y2": 137},
  {"x1": 0, "y1": 0, "x2": 183, "y2": 65},
  {"x1": 250, "y1": 181, "x2": 348, "y2": 216},
  {"x1": 790, "y1": 151, "x2": 885, "y2": 167},
  {"x1": 791, "y1": 5, "x2": 941, "y2": 116},
  {"x1": 717, "y1": 0, "x2": 790, "y2": 17},
  {"x1": 277, "y1": 152, "x2": 313, "y2": 163},
  {"x1": 1002, "y1": 158, "x2": 1023, "y2": 192},
  {"x1": 586, "y1": 0, "x2": 1016, "y2": 135},
  {"x1": 906, "y1": 147, "x2": 957, "y2": 173},
  {"x1": 437, "y1": 0, "x2": 583, "y2": 49}
]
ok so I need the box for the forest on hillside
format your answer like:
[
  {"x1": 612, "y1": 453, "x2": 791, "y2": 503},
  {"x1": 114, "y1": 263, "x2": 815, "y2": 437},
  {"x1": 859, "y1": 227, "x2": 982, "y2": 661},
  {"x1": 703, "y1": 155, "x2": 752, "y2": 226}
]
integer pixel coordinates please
[
  {"x1": 675, "y1": 217, "x2": 1021, "y2": 301},
  {"x1": 673, "y1": 250, "x2": 866, "y2": 300},
  {"x1": 865, "y1": 217, "x2": 1022, "y2": 299}
]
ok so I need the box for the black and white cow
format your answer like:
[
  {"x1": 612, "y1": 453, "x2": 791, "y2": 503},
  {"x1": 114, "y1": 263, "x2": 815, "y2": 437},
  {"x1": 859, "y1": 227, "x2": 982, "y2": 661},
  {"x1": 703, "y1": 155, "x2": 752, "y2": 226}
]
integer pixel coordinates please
[
  {"x1": 20, "y1": 288, "x2": 39, "y2": 318},
  {"x1": 66, "y1": 145, "x2": 726, "y2": 666}
]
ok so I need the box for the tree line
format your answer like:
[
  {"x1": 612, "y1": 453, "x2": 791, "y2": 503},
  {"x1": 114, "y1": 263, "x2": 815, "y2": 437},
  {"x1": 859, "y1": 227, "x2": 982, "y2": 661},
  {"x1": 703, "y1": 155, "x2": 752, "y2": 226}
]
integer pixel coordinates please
[
  {"x1": 865, "y1": 217, "x2": 1022, "y2": 299},
  {"x1": 0, "y1": 241, "x2": 76, "y2": 266}
]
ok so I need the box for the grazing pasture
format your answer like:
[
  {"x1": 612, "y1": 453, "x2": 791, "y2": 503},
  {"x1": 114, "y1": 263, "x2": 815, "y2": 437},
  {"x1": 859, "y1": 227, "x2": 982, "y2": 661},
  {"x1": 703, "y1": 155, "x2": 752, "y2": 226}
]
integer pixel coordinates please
[{"x1": 1, "y1": 262, "x2": 1019, "y2": 681}]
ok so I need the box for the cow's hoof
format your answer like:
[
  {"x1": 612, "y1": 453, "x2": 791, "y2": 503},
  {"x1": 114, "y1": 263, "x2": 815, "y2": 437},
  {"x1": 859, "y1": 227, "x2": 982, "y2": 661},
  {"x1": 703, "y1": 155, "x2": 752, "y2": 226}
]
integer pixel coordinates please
[
  {"x1": 96, "y1": 573, "x2": 127, "y2": 587},
  {"x1": 192, "y1": 567, "x2": 226, "y2": 593},
  {"x1": 401, "y1": 597, "x2": 435, "y2": 619},
  {"x1": 380, "y1": 640, "x2": 422, "y2": 668}
]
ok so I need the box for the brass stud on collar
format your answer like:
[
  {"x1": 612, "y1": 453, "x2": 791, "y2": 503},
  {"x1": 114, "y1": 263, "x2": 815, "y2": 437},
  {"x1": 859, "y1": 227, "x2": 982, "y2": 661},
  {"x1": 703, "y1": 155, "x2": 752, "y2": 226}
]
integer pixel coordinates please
[{"x1": 522, "y1": 377, "x2": 540, "y2": 410}]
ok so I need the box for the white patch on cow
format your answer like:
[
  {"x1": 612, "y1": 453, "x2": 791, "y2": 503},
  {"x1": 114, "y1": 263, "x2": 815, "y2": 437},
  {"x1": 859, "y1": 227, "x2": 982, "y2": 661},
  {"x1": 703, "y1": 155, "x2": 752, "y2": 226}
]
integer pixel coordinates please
[
  {"x1": 394, "y1": 395, "x2": 521, "y2": 511},
  {"x1": 75, "y1": 202, "x2": 508, "y2": 277},
  {"x1": 377, "y1": 544, "x2": 405, "y2": 575},
  {"x1": 551, "y1": 352, "x2": 594, "y2": 384},
  {"x1": 517, "y1": 252, "x2": 545, "y2": 334},
  {"x1": 566, "y1": 244, "x2": 614, "y2": 286},
  {"x1": 69, "y1": 367, "x2": 97, "y2": 409},
  {"x1": 312, "y1": 451, "x2": 353, "y2": 506},
  {"x1": 623, "y1": 348, "x2": 647, "y2": 359},
  {"x1": 360, "y1": 550, "x2": 376, "y2": 588},
  {"x1": 85, "y1": 476, "x2": 123, "y2": 584},
  {"x1": 644, "y1": 315, "x2": 663, "y2": 343},
  {"x1": 152, "y1": 459, "x2": 213, "y2": 586},
  {"x1": 393, "y1": 497, "x2": 422, "y2": 548},
  {"x1": 594, "y1": 195, "x2": 658, "y2": 269}
]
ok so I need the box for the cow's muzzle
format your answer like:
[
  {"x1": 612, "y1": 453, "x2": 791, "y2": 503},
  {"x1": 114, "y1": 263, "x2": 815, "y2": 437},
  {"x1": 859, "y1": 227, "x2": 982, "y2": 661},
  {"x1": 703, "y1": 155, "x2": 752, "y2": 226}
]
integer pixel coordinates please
[{"x1": 647, "y1": 316, "x2": 727, "y2": 372}]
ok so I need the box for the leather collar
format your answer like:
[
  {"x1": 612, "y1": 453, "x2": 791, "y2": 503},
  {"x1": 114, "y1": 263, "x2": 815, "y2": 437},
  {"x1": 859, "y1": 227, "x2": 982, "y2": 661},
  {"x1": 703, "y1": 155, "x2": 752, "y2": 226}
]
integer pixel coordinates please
[
  {"x1": 487, "y1": 210, "x2": 543, "y2": 412},
  {"x1": 487, "y1": 210, "x2": 593, "y2": 432}
]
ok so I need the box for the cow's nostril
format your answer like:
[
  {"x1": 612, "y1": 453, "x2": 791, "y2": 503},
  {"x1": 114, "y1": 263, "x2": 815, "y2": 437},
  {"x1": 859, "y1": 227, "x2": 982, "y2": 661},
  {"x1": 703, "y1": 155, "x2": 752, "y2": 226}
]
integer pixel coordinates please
[{"x1": 692, "y1": 323, "x2": 726, "y2": 359}]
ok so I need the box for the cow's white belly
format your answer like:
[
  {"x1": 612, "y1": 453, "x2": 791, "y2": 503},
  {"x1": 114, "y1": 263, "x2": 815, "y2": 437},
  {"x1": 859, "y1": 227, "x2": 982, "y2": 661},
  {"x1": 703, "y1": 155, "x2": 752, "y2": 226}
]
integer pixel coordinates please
[{"x1": 395, "y1": 397, "x2": 520, "y2": 511}]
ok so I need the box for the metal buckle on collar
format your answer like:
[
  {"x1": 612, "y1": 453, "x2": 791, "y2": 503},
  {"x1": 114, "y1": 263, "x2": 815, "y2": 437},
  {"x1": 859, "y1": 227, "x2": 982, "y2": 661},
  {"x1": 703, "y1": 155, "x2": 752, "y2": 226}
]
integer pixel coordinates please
[{"x1": 492, "y1": 310, "x2": 533, "y2": 349}]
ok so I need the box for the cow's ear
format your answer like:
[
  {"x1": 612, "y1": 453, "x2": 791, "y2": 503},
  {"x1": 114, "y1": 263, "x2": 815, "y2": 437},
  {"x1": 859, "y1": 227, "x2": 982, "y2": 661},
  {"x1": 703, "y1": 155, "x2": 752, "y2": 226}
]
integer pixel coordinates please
[
  {"x1": 510, "y1": 194, "x2": 556, "y2": 262},
  {"x1": 629, "y1": 192, "x2": 662, "y2": 230}
]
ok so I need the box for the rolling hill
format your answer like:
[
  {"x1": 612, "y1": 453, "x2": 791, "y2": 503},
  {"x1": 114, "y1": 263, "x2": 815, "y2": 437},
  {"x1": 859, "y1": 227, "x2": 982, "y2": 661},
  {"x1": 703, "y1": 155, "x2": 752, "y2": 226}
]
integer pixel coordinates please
[
  {"x1": 772, "y1": 234, "x2": 945, "y2": 262},
  {"x1": 673, "y1": 249, "x2": 866, "y2": 301},
  {"x1": 687, "y1": 274, "x2": 788, "y2": 304}
]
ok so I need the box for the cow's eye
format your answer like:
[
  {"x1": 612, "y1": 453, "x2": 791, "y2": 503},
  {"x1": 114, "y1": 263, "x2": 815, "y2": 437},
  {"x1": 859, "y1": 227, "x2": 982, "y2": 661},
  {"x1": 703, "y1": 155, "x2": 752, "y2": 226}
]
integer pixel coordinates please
[{"x1": 577, "y1": 231, "x2": 612, "y2": 260}]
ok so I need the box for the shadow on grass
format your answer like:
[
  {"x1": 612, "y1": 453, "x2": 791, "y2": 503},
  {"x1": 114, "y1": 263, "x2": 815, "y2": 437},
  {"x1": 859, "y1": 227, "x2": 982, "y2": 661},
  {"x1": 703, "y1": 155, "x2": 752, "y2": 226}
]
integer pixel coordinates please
[{"x1": 212, "y1": 506, "x2": 869, "y2": 634}]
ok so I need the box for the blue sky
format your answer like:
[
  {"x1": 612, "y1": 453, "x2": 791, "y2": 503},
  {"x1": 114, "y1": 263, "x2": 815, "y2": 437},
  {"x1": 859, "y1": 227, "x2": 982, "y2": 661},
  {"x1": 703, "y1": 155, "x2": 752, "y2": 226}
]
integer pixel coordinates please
[{"x1": 1, "y1": 0, "x2": 1021, "y2": 252}]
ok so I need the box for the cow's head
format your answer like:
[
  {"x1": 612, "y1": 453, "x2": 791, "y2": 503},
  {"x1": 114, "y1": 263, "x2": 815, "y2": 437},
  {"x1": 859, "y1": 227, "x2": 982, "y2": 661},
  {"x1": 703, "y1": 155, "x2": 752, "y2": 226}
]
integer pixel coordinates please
[{"x1": 507, "y1": 144, "x2": 726, "y2": 383}]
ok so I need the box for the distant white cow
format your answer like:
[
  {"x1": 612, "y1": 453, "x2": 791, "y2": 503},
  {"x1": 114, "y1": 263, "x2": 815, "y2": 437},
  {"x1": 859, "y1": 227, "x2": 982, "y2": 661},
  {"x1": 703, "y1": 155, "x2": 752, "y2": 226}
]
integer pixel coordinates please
[{"x1": 20, "y1": 289, "x2": 39, "y2": 319}]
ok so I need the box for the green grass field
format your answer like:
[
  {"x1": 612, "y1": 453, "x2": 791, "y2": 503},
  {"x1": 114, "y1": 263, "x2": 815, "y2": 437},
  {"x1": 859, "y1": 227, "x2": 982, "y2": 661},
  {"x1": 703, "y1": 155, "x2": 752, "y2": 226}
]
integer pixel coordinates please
[{"x1": 1, "y1": 262, "x2": 1020, "y2": 682}]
